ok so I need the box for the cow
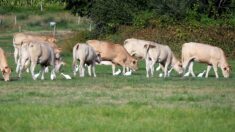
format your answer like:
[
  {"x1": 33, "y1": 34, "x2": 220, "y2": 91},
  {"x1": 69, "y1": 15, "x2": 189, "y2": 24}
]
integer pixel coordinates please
[
  {"x1": 0, "y1": 48, "x2": 11, "y2": 81},
  {"x1": 87, "y1": 40, "x2": 138, "y2": 75},
  {"x1": 13, "y1": 32, "x2": 57, "y2": 72},
  {"x1": 72, "y1": 43, "x2": 101, "y2": 77},
  {"x1": 182, "y1": 42, "x2": 231, "y2": 78},
  {"x1": 124, "y1": 38, "x2": 183, "y2": 77},
  {"x1": 19, "y1": 41, "x2": 63, "y2": 80},
  {"x1": 145, "y1": 43, "x2": 183, "y2": 78}
]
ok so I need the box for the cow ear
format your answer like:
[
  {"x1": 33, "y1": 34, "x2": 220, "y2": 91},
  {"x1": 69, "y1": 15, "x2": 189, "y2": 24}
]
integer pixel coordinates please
[
  {"x1": 97, "y1": 53, "x2": 101, "y2": 57},
  {"x1": 144, "y1": 44, "x2": 149, "y2": 49},
  {"x1": 131, "y1": 53, "x2": 136, "y2": 57},
  {"x1": 1, "y1": 69, "x2": 5, "y2": 74},
  {"x1": 149, "y1": 44, "x2": 156, "y2": 48}
]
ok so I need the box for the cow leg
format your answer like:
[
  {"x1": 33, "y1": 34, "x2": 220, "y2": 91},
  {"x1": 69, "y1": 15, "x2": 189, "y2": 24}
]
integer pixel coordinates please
[
  {"x1": 145, "y1": 58, "x2": 151, "y2": 78},
  {"x1": 164, "y1": 62, "x2": 170, "y2": 78},
  {"x1": 30, "y1": 62, "x2": 37, "y2": 80},
  {"x1": 24, "y1": 59, "x2": 30, "y2": 73},
  {"x1": 14, "y1": 47, "x2": 19, "y2": 64},
  {"x1": 50, "y1": 68, "x2": 56, "y2": 80},
  {"x1": 112, "y1": 64, "x2": 116, "y2": 76},
  {"x1": 79, "y1": 61, "x2": 85, "y2": 77},
  {"x1": 92, "y1": 64, "x2": 96, "y2": 77},
  {"x1": 16, "y1": 58, "x2": 21, "y2": 74},
  {"x1": 122, "y1": 66, "x2": 126, "y2": 74},
  {"x1": 88, "y1": 65, "x2": 92, "y2": 76},
  {"x1": 205, "y1": 65, "x2": 212, "y2": 78},
  {"x1": 150, "y1": 59, "x2": 157, "y2": 77},
  {"x1": 212, "y1": 64, "x2": 219, "y2": 78},
  {"x1": 18, "y1": 57, "x2": 28, "y2": 78},
  {"x1": 189, "y1": 62, "x2": 196, "y2": 77},
  {"x1": 182, "y1": 59, "x2": 191, "y2": 75},
  {"x1": 44, "y1": 67, "x2": 49, "y2": 73},
  {"x1": 40, "y1": 66, "x2": 45, "y2": 80}
]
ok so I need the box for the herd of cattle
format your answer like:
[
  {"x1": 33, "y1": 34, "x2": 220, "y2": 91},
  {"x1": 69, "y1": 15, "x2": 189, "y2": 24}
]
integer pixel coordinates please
[{"x1": 0, "y1": 32, "x2": 231, "y2": 81}]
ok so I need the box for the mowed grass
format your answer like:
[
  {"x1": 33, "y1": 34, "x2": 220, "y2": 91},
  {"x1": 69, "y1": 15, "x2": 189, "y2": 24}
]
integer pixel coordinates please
[{"x1": 0, "y1": 32, "x2": 235, "y2": 132}]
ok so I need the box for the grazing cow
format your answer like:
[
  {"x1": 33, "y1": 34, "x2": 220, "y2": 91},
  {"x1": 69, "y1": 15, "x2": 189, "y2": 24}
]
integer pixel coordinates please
[
  {"x1": 0, "y1": 48, "x2": 11, "y2": 81},
  {"x1": 124, "y1": 38, "x2": 183, "y2": 77},
  {"x1": 13, "y1": 33, "x2": 56, "y2": 70},
  {"x1": 145, "y1": 43, "x2": 183, "y2": 78},
  {"x1": 182, "y1": 42, "x2": 231, "y2": 78},
  {"x1": 72, "y1": 43, "x2": 101, "y2": 77},
  {"x1": 87, "y1": 40, "x2": 138, "y2": 75},
  {"x1": 19, "y1": 41, "x2": 63, "y2": 80}
]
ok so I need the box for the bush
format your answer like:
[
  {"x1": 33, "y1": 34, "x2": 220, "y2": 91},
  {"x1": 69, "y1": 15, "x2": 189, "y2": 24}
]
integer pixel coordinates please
[
  {"x1": 60, "y1": 31, "x2": 92, "y2": 53},
  {"x1": 133, "y1": 11, "x2": 155, "y2": 28}
]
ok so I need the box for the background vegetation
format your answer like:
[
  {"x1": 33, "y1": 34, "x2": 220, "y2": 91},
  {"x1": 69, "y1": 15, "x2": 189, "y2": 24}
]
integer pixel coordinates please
[{"x1": 62, "y1": 0, "x2": 235, "y2": 57}]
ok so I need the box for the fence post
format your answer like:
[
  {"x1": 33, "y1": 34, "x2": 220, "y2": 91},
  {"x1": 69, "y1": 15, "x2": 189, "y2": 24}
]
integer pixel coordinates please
[
  {"x1": 89, "y1": 23, "x2": 92, "y2": 31},
  {"x1": 14, "y1": 15, "x2": 17, "y2": 25},
  {"x1": 19, "y1": 26, "x2": 21, "y2": 32},
  {"x1": 40, "y1": 1, "x2": 43, "y2": 12},
  {"x1": 53, "y1": 25, "x2": 56, "y2": 37},
  {"x1": 77, "y1": 16, "x2": 81, "y2": 25}
]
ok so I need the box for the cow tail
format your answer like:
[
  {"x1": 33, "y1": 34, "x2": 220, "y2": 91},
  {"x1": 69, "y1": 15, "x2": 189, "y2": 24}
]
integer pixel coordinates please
[
  {"x1": 123, "y1": 40, "x2": 128, "y2": 46},
  {"x1": 72, "y1": 45, "x2": 78, "y2": 70}
]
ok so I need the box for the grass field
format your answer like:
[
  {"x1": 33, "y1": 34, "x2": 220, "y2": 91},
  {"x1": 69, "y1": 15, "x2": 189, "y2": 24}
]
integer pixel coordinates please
[{"x1": 0, "y1": 31, "x2": 235, "y2": 132}]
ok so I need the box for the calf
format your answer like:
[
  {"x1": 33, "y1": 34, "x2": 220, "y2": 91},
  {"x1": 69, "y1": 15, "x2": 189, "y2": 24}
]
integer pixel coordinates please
[
  {"x1": 73, "y1": 43, "x2": 101, "y2": 77},
  {"x1": 182, "y1": 42, "x2": 231, "y2": 78}
]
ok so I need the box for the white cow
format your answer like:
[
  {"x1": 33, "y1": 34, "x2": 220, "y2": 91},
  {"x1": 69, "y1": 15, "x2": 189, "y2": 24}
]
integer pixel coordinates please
[
  {"x1": 19, "y1": 41, "x2": 63, "y2": 80},
  {"x1": 182, "y1": 42, "x2": 231, "y2": 78},
  {"x1": 13, "y1": 33, "x2": 56, "y2": 70},
  {"x1": 124, "y1": 38, "x2": 183, "y2": 77},
  {"x1": 145, "y1": 43, "x2": 183, "y2": 78},
  {"x1": 72, "y1": 43, "x2": 101, "y2": 77}
]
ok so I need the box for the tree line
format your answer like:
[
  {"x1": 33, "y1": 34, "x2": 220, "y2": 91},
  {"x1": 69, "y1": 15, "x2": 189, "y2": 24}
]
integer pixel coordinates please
[{"x1": 62, "y1": 0, "x2": 235, "y2": 33}]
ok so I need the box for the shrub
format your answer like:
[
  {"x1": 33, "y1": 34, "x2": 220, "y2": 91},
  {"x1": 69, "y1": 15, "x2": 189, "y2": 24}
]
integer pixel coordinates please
[{"x1": 60, "y1": 31, "x2": 92, "y2": 53}]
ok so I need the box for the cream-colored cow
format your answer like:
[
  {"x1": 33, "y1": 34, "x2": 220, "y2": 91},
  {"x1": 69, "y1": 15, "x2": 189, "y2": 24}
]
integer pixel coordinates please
[
  {"x1": 182, "y1": 42, "x2": 231, "y2": 78},
  {"x1": 13, "y1": 33, "x2": 56, "y2": 72},
  {"x1": 87, "y1": 40, "x2": 138, "y2": 75}
]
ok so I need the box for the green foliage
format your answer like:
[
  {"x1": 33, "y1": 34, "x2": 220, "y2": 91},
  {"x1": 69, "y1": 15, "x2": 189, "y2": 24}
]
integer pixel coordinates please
[
  {"x1": 63, "y1": 0, "x2": 235, "y2": 34},
  {"x1": 133, "y1": 11, "x2": 155, "y2": 28},
  {"x1": 60, "y1": 31, "x2": 92, "y2": 53}
]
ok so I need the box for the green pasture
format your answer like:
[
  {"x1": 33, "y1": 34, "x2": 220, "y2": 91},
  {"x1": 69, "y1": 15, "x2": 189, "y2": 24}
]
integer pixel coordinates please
[{"x1": 0, "y1": 31, "x2": 235, "y2": 132}]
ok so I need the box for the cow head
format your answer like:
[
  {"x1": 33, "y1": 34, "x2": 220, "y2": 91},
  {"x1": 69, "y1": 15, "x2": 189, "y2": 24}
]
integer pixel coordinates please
[
  {"x1": 1, "y1": 66, "x2": 11, "y2": 81},
  {"x1": 127, "y1": 57, "x2": 138, "y2": 71},
  {"x1": 55, "y1": 59, "x2": 65, "y2": 72},
  {"x1": 54, "y1": 48, "x2": 62, "y2": 59},
  {"x1": 95, "y1": 53, "x2": 101, "y2": 63},
  {"x1": 173, "y1": 61, "x2": 184, "y2": 75},
  {"x1": 222, "y1": 65, "x2": 231, "y2": 78}
]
